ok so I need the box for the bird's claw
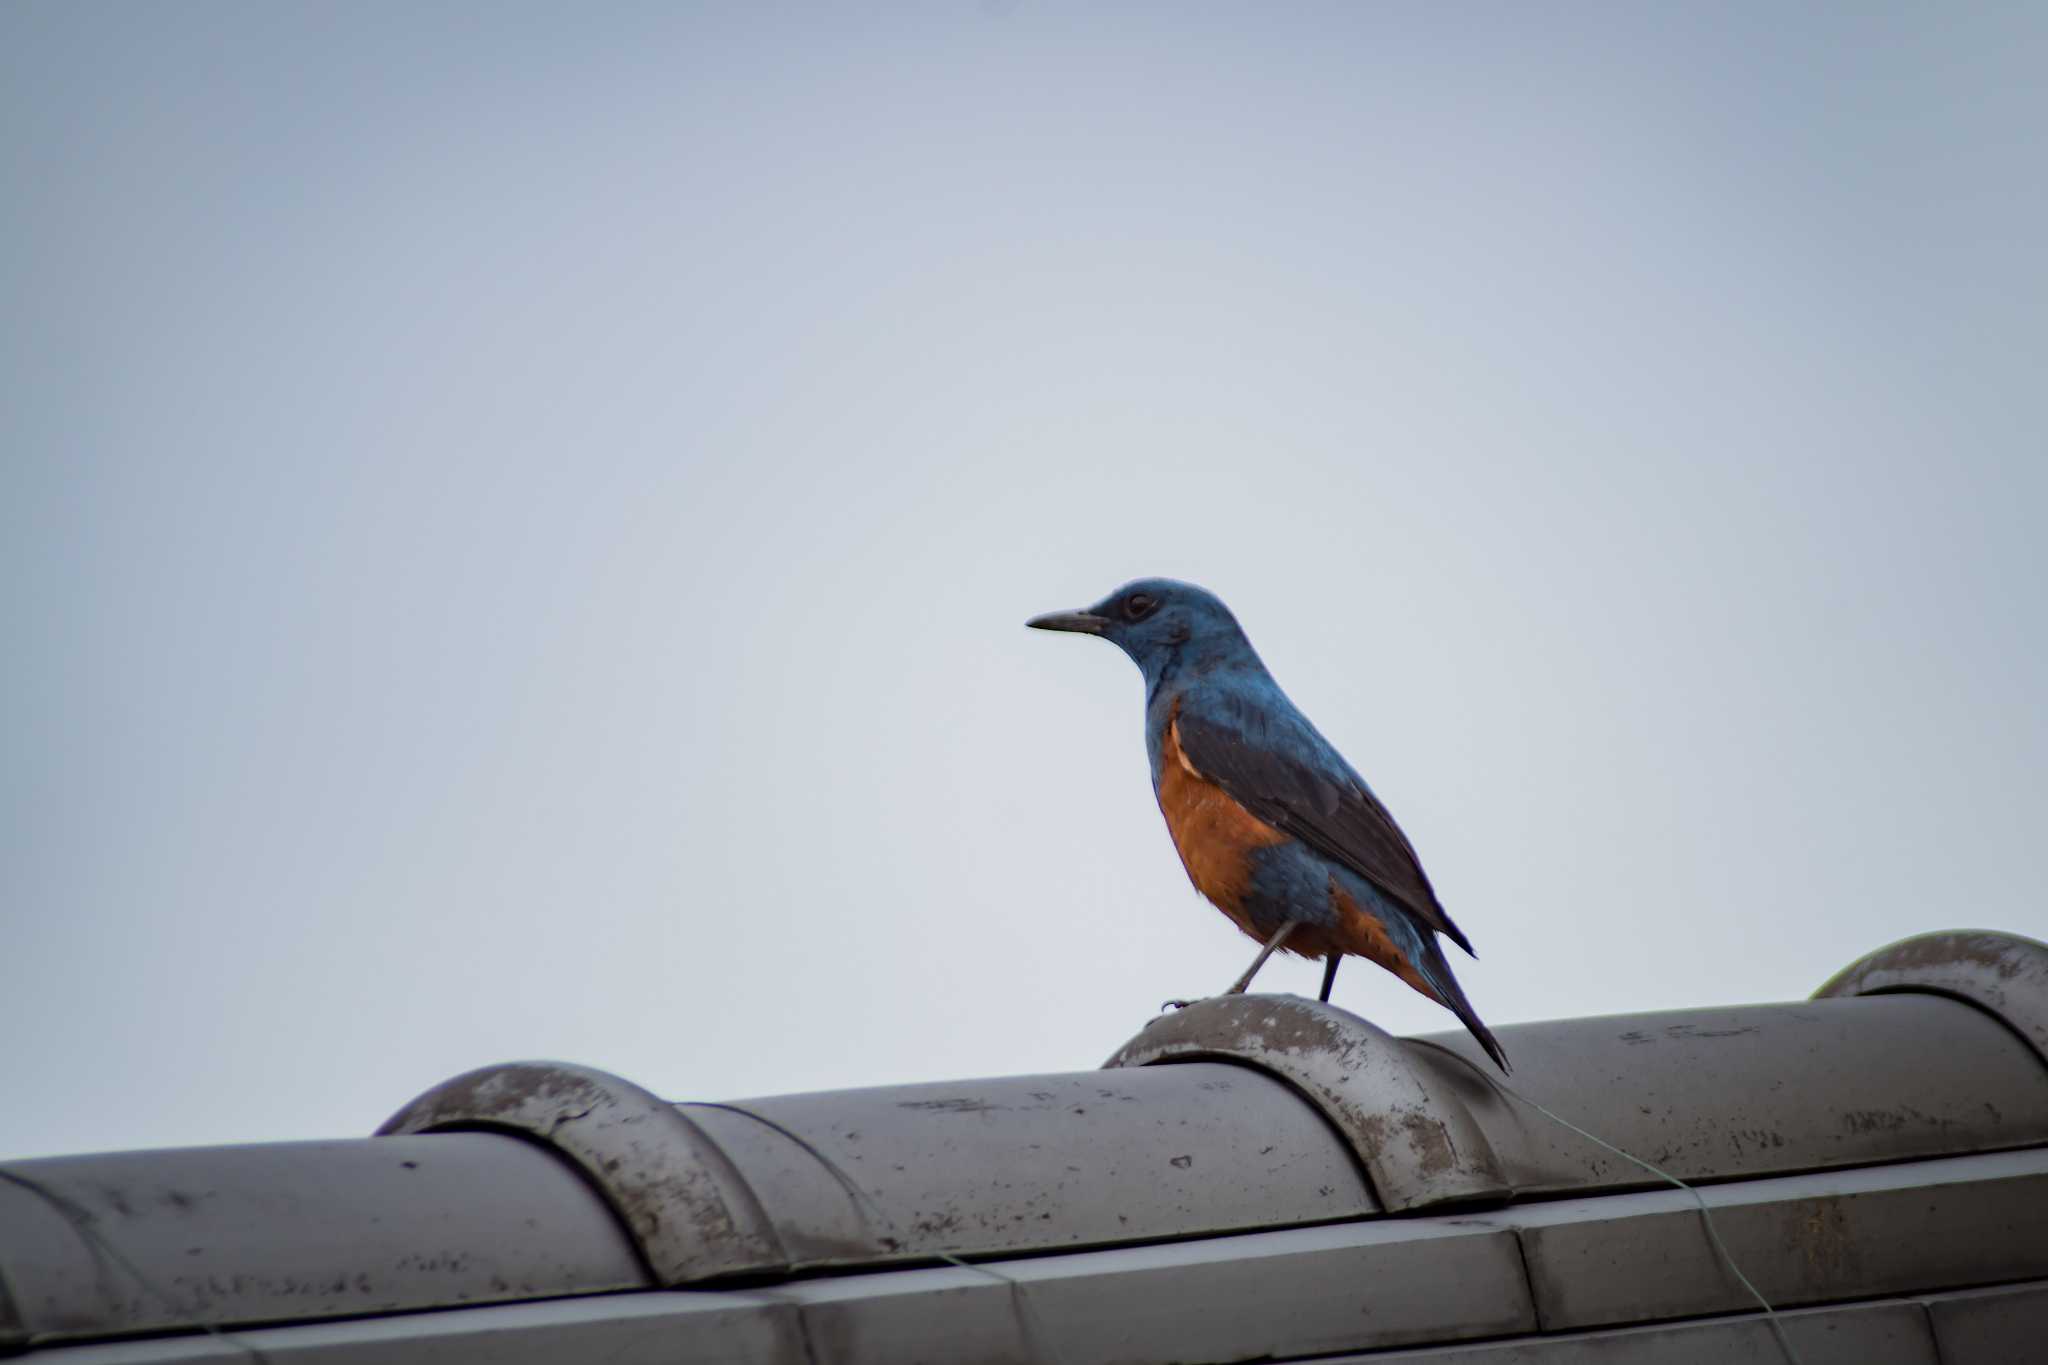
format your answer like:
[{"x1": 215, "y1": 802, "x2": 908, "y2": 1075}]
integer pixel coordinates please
[{"x1": 1160, "y1": 997, "x2": 1198, "y2": 1012}]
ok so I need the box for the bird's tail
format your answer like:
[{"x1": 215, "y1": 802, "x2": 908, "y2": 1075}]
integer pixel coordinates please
[{"x1": 1413, "y1": 933, "x2": 1510, "y2": 1075}]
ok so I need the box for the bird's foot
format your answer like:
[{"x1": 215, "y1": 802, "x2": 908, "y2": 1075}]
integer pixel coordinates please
[{"x1": 1160, "y1": 997, "x2": 1201, "y2": 1012}]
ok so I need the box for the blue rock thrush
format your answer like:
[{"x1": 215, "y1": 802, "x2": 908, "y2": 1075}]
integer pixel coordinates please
[{"x1": 1029, "y1": 577, "x2": 1507, "y2": 1072}]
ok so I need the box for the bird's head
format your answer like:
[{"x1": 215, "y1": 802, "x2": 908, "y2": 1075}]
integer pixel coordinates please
[{"x1": 1026, "y1": 577, "x2": 1254, "y2": 679}]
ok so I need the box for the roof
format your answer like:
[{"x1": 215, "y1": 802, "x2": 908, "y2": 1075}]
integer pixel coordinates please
[{"x1": 3, "y1": 929, "x2": 2045, "y2": 1363}]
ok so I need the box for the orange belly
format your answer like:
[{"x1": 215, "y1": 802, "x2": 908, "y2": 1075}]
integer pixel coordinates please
[
  {"x1": 1156, "y1": 716, "x2": 1290, "y2": 940},
  {"x1": 1157, "y1": 714, "x2": 1443, "y2": 1005}
]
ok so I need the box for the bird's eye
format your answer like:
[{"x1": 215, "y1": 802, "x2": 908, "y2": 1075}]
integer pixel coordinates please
[{"x1": 1123, "y1": 592, "x2": 1158, "y2": 621}]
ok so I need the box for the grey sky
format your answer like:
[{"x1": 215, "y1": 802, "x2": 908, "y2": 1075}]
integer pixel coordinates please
[{"x1": 4, "y1": 3, "x2": 2044, "y2": 1160}]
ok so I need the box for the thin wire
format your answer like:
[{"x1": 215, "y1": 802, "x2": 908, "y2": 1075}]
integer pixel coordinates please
[
  {"x1": 689, "y1": 1101, "x2": 1063, "y2": 1363},
  {"x1": 0, "y1": 1166, "x2": 274, "y2": 1363},
  {"x1": 1486, "y1": 1083, "x2": 1805, "y2": 1365}
]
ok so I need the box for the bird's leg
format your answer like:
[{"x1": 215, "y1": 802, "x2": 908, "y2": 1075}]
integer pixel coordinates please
[
  {"x1": 1319, "y1": 954, "x2": 1341, "y2": 1003},
  {"x1": 1160, "y1": 922, "x2": 1305, "y2": 1009},
  {"x1": 1225, "y1": 921, "x2": 1300, "y2": 995}
]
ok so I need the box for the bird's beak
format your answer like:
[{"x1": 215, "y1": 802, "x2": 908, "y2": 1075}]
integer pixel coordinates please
[{"x1": 1026, "y1": 609, "x2": 1110, "y2": 636}]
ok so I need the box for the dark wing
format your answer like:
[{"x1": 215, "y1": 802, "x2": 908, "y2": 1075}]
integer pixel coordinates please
[{"x1": 1173, "y1": 693, "x2": 1475, "y2": 956}]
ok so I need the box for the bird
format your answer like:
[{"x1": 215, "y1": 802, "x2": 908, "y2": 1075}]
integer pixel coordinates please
[{"x1": 1027, "y1": 577, "x2": 1508, "y2": 1072}]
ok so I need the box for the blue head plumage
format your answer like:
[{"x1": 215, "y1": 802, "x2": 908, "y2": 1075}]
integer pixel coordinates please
[{"x1": 1026, "y1": 578, "x2": 1262, "y2": 688}]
